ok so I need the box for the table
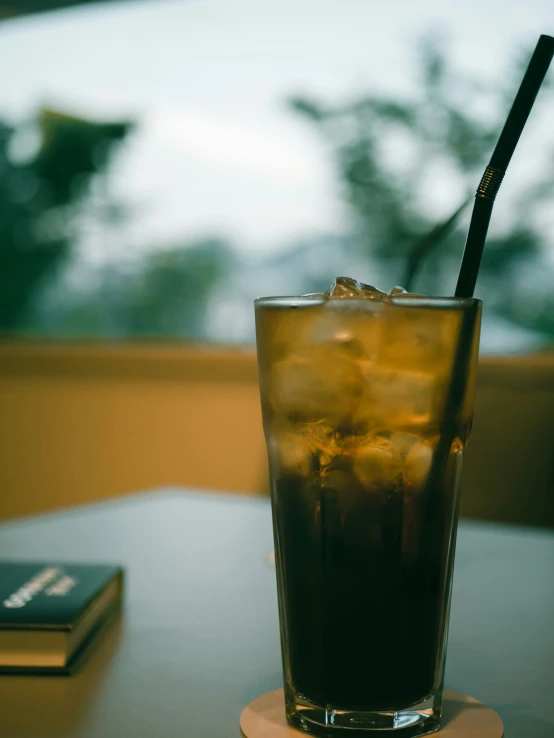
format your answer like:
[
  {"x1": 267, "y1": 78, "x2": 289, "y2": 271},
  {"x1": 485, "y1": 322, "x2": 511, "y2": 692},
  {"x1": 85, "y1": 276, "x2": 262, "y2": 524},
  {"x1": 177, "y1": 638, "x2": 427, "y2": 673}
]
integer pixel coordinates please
[{"x1": 0, "y1": 490, "x2": 553, "y2": 738}]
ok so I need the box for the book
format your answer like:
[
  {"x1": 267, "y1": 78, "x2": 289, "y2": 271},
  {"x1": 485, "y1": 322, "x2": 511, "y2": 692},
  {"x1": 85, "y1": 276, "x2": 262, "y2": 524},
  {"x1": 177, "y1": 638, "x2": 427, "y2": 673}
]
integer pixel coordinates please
[{"x1": 0, "y1": 561, "x2": 123, "y2": 674}]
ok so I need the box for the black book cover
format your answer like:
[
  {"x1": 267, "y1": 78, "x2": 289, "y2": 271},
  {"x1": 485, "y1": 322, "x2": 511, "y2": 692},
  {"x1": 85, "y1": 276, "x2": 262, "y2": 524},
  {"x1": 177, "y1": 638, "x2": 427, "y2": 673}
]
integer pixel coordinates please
[{"x1": 0, "y1": 561, "x2": 123, "y2": 674}]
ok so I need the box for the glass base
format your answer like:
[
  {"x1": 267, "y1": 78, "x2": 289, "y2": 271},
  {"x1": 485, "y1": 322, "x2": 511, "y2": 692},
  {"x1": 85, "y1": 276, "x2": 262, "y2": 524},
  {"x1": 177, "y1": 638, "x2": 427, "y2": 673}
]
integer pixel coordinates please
[{"x1": 285, "y1": 690, "x2": 441, "y2": 737}]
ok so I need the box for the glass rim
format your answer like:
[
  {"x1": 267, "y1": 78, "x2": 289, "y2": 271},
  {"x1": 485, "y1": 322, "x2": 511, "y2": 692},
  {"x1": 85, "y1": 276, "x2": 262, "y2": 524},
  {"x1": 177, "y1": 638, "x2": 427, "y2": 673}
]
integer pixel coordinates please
[{"x1": 254, "y1": 295, "x2": 482, "y2": 309}]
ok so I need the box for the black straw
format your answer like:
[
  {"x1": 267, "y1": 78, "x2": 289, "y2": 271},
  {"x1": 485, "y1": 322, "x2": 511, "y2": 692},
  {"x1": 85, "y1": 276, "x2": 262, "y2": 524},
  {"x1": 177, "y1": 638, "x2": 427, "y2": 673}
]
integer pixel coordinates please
[{"x1": 455, "y1": 34, "x2": 554, "y2": 298}]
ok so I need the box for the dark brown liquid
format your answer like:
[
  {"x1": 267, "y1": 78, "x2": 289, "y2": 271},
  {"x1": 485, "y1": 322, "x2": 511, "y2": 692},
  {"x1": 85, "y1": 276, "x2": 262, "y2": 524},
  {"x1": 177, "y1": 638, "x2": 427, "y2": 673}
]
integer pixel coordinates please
[{"x1": 273, "y1": 466, "x2": 457, "y2": 711}]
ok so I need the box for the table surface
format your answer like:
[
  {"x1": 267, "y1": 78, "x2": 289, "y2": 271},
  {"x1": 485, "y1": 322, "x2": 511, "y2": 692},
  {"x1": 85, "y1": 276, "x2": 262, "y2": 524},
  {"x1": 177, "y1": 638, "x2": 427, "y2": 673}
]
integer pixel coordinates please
[{"x1": 0, "y1": 490, "x2": 553, "y2": 738}]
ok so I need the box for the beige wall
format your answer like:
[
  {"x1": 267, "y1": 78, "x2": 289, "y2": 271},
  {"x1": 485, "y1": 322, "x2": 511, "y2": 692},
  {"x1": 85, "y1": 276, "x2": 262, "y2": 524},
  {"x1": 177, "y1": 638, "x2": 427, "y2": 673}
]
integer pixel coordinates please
[
  {"x1": 0, "y1": 343, "x2": 268, "y2": 520},
  {"x1": 1, "y1": 342, "x2": 553, "y2": 526},
  {"x1": 461, "y1": 355, "x2": 554, "y2": 526}
]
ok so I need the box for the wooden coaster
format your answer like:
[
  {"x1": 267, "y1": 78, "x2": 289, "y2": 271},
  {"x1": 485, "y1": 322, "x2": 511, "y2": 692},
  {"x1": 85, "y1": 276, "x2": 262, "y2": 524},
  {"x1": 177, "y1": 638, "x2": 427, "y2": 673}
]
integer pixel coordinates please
[{"x1": 240, "y1": 688, "x2": 504, "y2": 737}]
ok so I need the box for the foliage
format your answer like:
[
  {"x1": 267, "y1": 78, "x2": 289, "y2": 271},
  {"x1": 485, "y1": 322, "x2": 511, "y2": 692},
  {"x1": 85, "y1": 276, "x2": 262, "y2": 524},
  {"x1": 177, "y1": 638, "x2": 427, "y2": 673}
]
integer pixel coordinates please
[
  {"x1": 119, "y1": 238, "x2": 234, "y2": 337},
  {"x1": 0, "y1": 108, "x2": 131, "y2": 331},
  {"x1": 287, "y1": 37, "x2": 554, "y2": 337},
  {"x1": 30, "y1": 238, "x2": 235, "y2": 340},
  {"x1": 2, "y1": 107, "x2": 234, "y2": 342},
  {"x1": 3, "y1": 37, "x2": 553, "y2": 345}
]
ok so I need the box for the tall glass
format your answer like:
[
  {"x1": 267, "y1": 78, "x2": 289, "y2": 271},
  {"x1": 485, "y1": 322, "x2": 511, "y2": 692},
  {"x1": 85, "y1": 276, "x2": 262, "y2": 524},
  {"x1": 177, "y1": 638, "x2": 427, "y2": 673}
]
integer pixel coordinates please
[{"x1": 255, "y1": 293, "x2": 481, "y2": 737}]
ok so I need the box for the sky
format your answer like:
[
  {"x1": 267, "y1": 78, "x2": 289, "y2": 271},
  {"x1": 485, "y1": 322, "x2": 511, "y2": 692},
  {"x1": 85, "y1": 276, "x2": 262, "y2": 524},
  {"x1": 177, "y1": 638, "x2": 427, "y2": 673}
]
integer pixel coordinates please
[{"x1": 1, "y1": 0, "x2": 553, "y2": 263}]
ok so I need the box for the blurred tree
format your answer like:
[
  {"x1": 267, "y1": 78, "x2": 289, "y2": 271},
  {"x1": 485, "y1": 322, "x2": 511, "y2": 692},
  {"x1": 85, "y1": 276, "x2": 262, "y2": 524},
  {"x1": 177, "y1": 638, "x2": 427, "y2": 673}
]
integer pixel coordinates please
[
  {"x1": 0, "y1": 107, "x2": 132, "y2": 332},
  {"x1": 288, "y1": 36, "x2": 554, "y2": 338},
  {"x1": 31, "y1": 237, "x2": 235, "y2": 340},
  {"x1": 119, "y1": 238, "x2": 235, "y2": 338},
  {"x1": 6, "y1": 37, "x2": 552, "y2": 347},
  {"x1": 0, "y1": 1, "x2": 101, "y2": 20}
]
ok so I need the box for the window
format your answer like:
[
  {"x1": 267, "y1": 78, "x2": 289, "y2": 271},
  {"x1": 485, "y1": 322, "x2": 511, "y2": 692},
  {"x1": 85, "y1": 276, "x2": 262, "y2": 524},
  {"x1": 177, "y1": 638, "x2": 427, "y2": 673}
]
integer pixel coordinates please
[{"x1": 1, "y1": 0, "x2": 553, "y2": 353}]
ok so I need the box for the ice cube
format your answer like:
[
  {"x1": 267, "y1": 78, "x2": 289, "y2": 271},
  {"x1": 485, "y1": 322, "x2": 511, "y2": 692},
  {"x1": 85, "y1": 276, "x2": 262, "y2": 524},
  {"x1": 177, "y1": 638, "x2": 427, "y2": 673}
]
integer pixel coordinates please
[
  {"x1": 389, "y1": 430, "x2": 421, "y2": 457},
  {"x1": 378, "y1": 303, "x2": 460, "y2": 373},
  {"x1": 404, "y1": 440, "x2": 433, "y2": 493},
  {"x1": 353, "y1": 433, "x2": 403, "y2": 489},
  {"x1": 269, "y1": 431, "x2": 313, "y2": 476},
  {"x1": 309, "y1": 320, "x2": 369, "y2": 358},
  {"x1": 308, "y1": 305, "x2": 383, "y2": 366},
  {"x1": 269, "y1": 422, "x2": 341, "y2": 478},
  {"x1": 388, "y1": 285, "x2": 408, "y2": 295},
  {"x1": 270, "y1": 344, "x2": 363, "y2": 425},
  {"x1": 355, "y1": 365, "x2": 438, "y2": 429},
  {"x1": 325, "y1": 276, "x2": 386, "y2": 300}
]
